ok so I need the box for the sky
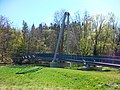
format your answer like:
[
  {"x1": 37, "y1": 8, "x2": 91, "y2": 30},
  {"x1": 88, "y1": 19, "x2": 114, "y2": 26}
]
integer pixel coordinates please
[{"x1": 0, "y1": 0, "x2": 120, "y2": 28}]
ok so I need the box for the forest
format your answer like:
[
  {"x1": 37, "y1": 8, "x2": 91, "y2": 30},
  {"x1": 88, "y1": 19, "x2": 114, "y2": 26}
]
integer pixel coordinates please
[{"x1": 0, "y1": 10, "x2": 120, "y2": 64}]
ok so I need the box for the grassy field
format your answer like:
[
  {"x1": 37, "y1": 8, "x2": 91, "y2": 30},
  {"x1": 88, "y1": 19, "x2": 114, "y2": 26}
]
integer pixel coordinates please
[{"x1": 0, "y1": 65, "x2": 120, "y2": 90}]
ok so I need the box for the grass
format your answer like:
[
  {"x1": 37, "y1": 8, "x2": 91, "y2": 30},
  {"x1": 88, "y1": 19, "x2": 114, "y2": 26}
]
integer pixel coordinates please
[{"x1": 0, "y1": 65, "x2": 120, "y2": 90}]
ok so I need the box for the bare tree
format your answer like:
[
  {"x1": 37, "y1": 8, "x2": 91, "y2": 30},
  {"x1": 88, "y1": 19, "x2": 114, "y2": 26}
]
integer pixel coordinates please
[
  {"x1": 92, "y1": 14, "x2": 106, "y2": 55},
  {"x1": 53, "y1": 9, "x2": 66, "y2": 54}
]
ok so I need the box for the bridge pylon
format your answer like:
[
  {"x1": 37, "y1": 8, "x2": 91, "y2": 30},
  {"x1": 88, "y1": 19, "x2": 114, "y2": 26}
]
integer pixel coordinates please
[{"x1": 50, "y1": 12, "x2": 71, "y2": 68}]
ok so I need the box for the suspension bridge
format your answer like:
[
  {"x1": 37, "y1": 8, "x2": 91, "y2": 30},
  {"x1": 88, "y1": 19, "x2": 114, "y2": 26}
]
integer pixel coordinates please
[
  {"x1": 14, "y1": 12, "x2": 120, "y2": 68},
  {"x1": 14, "y1": 53, "x2": 120, "y2": 68}
]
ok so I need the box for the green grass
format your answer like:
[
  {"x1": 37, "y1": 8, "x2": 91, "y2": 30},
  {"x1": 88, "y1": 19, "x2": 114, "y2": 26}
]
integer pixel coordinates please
[{"x1": 0, "y1": 65, "x2": 120, "y2": 90}]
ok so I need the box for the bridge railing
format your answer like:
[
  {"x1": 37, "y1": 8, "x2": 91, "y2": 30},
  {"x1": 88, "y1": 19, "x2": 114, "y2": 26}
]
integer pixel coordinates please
[{"x1": 14, "y1": 54, "x2": 120, "y2": 67}]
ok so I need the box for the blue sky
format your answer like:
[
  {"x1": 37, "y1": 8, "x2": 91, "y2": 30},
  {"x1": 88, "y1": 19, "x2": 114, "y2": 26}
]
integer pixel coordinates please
[{"x1": 0, "y1": 0, "x2": 120, "y2": 28}]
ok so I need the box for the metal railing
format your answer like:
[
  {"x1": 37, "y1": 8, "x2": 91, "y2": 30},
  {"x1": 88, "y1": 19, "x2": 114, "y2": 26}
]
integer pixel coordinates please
[{"x1": 14, "y1": 54, "x2": 120, "y2": 68}]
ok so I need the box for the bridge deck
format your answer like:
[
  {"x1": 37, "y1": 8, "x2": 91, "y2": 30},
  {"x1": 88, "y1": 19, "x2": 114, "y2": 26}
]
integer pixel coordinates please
[{"x1": 14, "y1": 54, "x2": 120, "y2": 68}]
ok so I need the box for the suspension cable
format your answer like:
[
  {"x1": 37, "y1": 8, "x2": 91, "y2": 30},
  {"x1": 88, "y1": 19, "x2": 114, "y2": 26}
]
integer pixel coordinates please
[{"x1": 70, "y1": 16, "x2": 85, "y2": 62}]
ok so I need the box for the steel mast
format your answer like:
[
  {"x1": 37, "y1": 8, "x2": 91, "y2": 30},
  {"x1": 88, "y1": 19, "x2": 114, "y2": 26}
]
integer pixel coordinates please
[{"x1": 52, "y1": 12, "x2": 70, "y2": 62}]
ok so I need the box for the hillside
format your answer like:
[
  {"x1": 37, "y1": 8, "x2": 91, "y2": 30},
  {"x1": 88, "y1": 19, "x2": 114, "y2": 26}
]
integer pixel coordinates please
[{"x1": 0, "y1": 65, "x2": 120, "y2": 90}]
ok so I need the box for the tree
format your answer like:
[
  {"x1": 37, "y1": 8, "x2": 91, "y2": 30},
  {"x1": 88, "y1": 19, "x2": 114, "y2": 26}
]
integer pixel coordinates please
[
  {"x1": 12, "y1": 29, "x2": 24, "y2": 56},
  {"x1": 0, "y1": 15, "x2": 14, "y2": 63},
  {"x1": 91, "y1": 14, "x2": 106, "y2": 55},
  {"x1": 53, "y1": 9, "x2": 66, "y2": 54},
  {"x1": 29, "y1": 24, "x2": 36, "y2": 53},
  {"x1": 22, "y1": 20, "x2": 29, "y2": 55}
]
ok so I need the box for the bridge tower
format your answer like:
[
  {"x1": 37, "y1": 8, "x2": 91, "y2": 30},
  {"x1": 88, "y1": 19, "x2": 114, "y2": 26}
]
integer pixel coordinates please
[{"x1": 50, "y1": 12, "x2": 71, "y2": 67}]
